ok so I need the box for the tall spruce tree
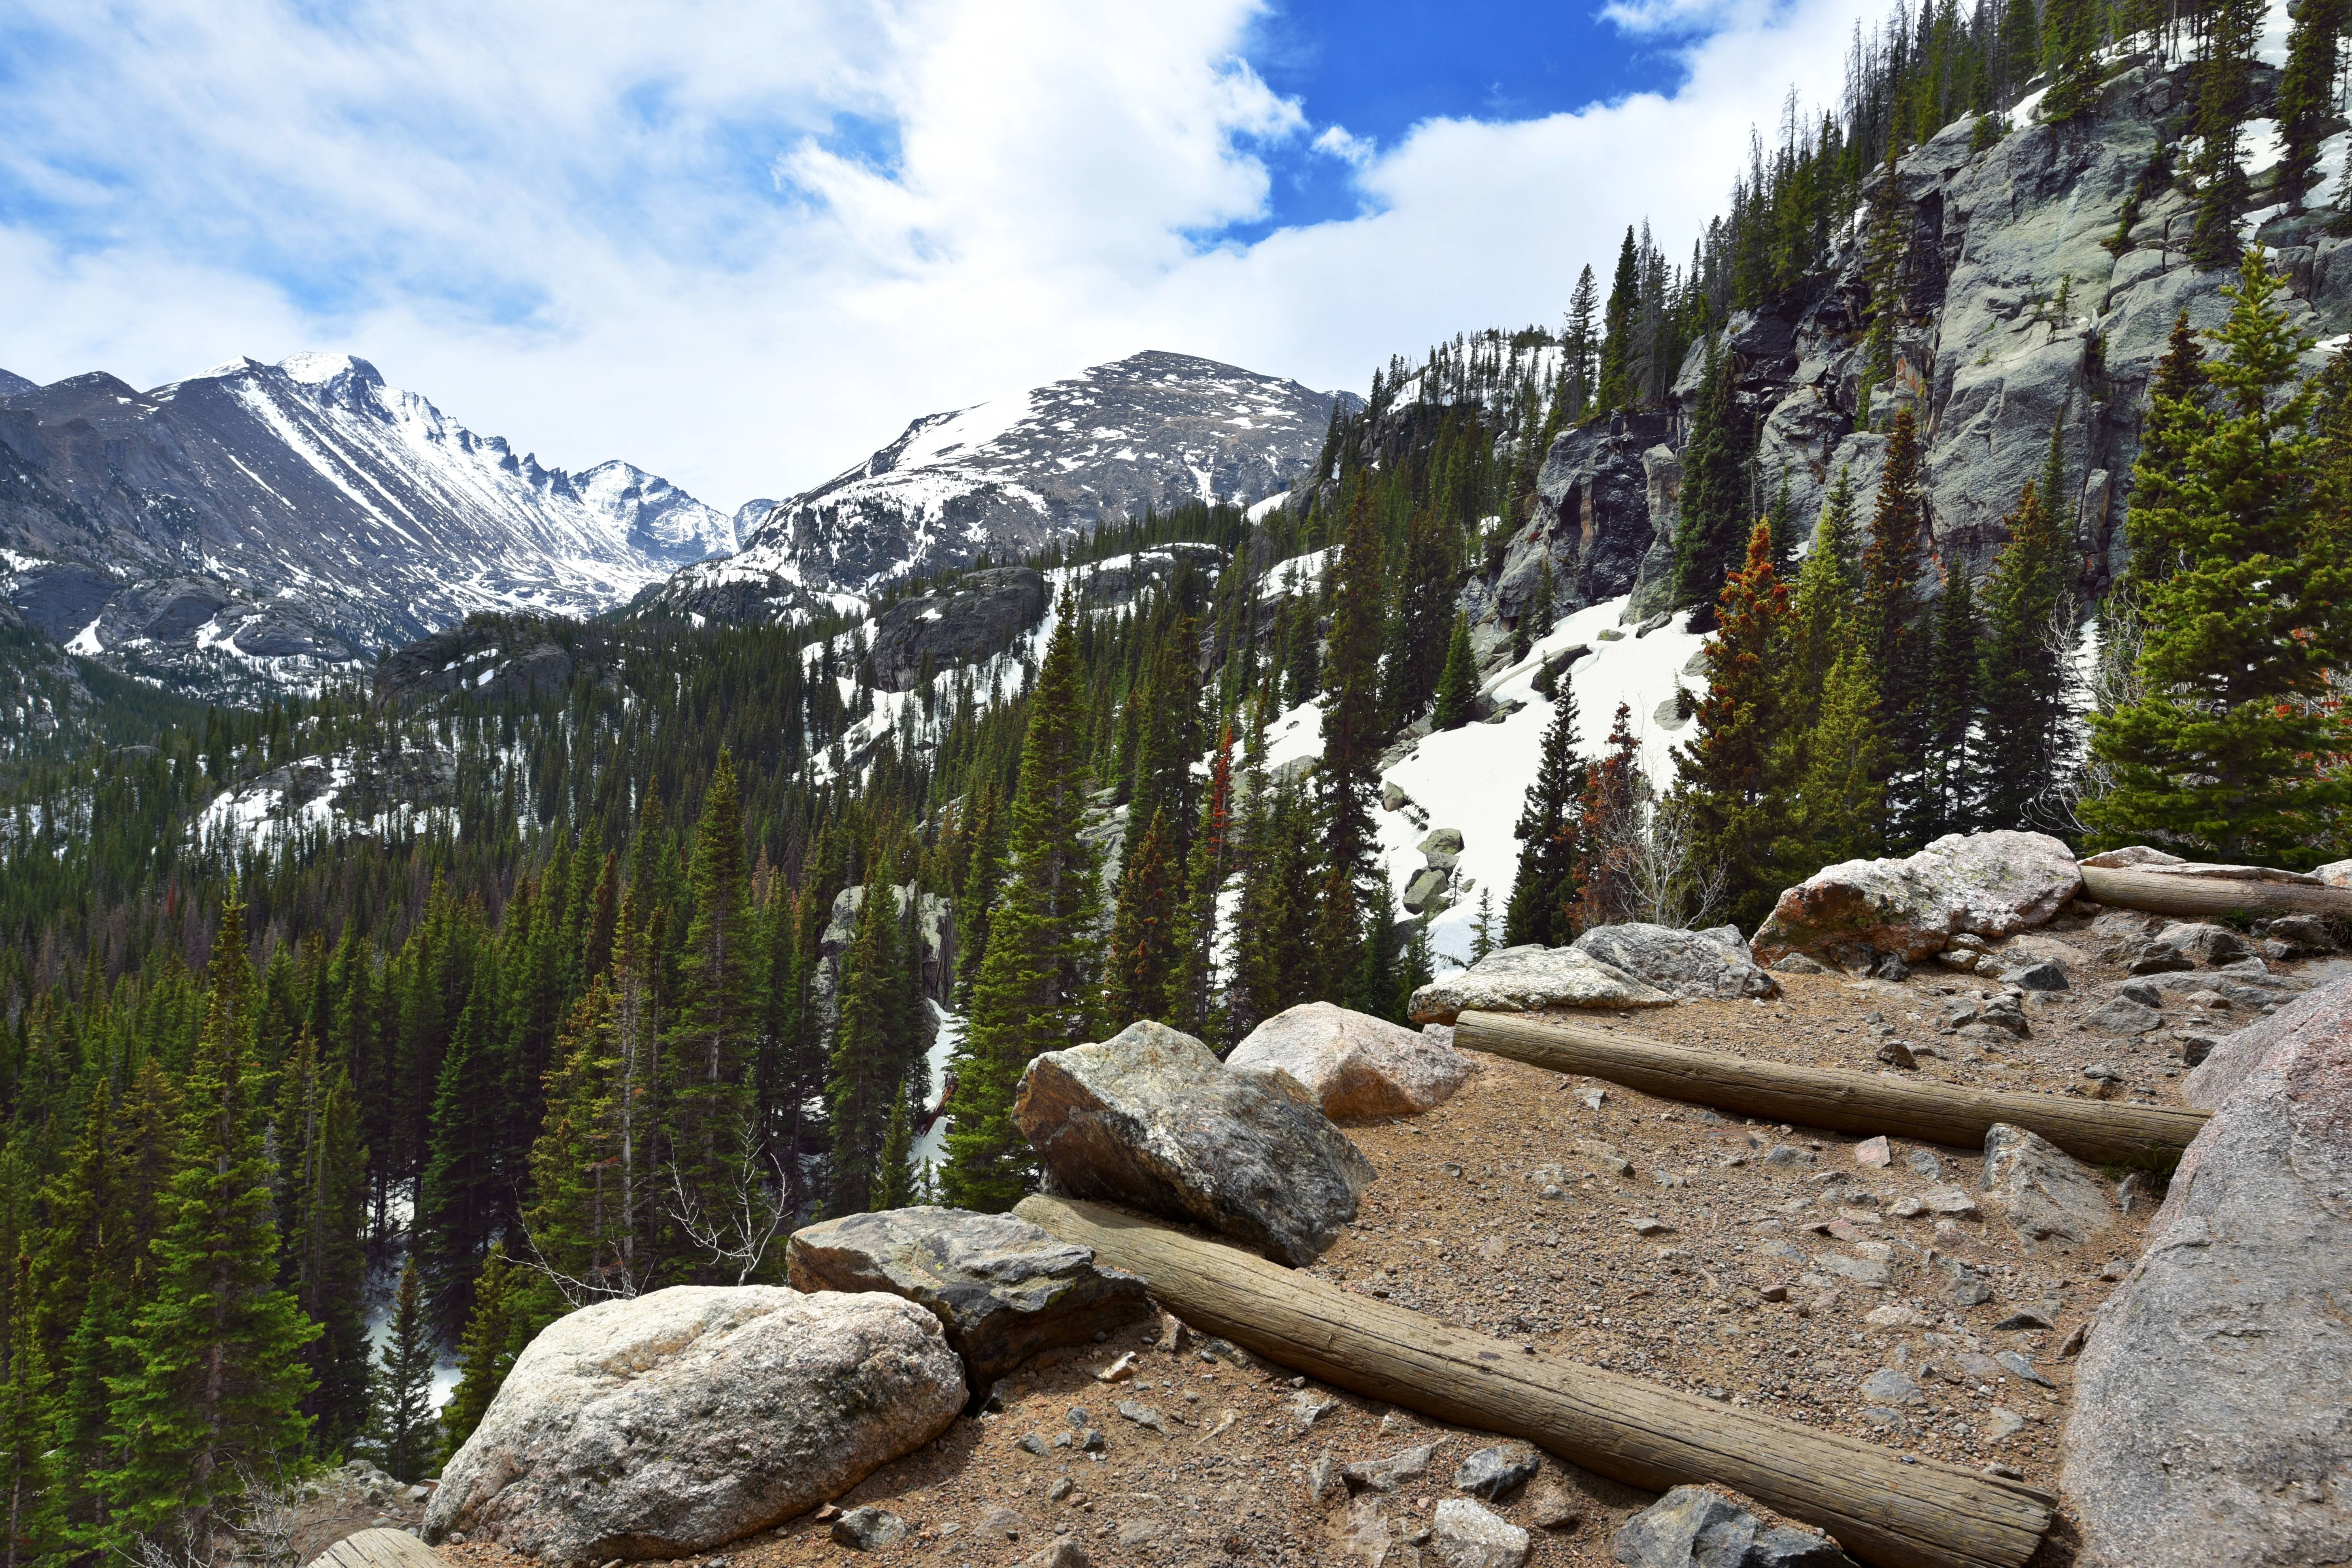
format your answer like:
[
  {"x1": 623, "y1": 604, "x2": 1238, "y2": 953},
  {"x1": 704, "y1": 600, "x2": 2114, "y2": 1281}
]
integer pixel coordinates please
[
  {"x1": 2086, "y1": 251, "x2": 2352, "y2": 861},
  {"x1": 1167, "y1": 726, "x2": 1236, "y2": 1040},
  {"x1": 1859, "y1": 406, "x2": 1935, "y2": 843},
  {"x1": 827, "y1": 865, "x2": 914, "y2": 1217},
  {"x1": 1104, "y1": 807, "x2": 1181, "y2": 1029},
  {"x1": 1977, "y1": 480, "x2": 2073, "y2": 828},
  {"x1": 1505, "y1": 680, "x2": 1586, "y2": 948},
  {"x1": 276, "y1": 1034, "x2": 371, "y2": 1457},
  {"x1": 1, "y1": 1255, "x2": 60, "y2": 1568},
  {"x1": 1315, "y1": 487, "x2": 1389, "y2": 1003},
  {"x1": 104, "y1": 895, "x2": 318, "y2": 1543},
  {"x1": 2276, "y1": 0, "x2": 2346, "y2": 211},
  {"x1": 1674, "y1": 523, "x2": 1795, "y2": 928},
  {"x1": 1672, "y1": 336, "x2": 1752, "y2": 621},
  {"x1": 1596, "y1": 228, "x2": 1642, "y2": 415},
  {"x1": 2188, "y1": 0, "x2": 2265, "y2": 266},
  {"x1": 368, "y1": 1259, "x2": 437, "y2": 1484},
  {"x1": 1433, "y1": 615, "x2": 1478, "y2": 731},
  {"x1": 942, "y1": 593, "x2": 1103, "y2": 1212},
  {"x1": 1922, "y1": 562, "x2": 1981, "y2": 836}
]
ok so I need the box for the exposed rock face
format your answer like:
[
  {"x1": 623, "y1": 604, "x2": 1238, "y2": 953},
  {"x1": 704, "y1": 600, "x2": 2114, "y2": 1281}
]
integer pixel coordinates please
[
  {"x1": 1569, "y1": 923, "x2": 1780, "y2": 1001},
  {"x1": 1408, "y1": 946, "x2": 1676, "y2": 1026},
  {"x1": 1979, "y1": 1123, "x2": 2116, "y2": 1252},
  {"x1": 1611, "y1": 1485, "x2": 1858, "y2": 1567},
  {"x1": 1750, "y1": 831, "x2": 2081, "y2": 965},
  {"x1": 786, "y1": 1207, "x2": 1150, "y2": 1389},
  {"x1": 374, "y1": 614, "x2": 615, "y2": 706},
  {"x1": 814, "y1": 882, "x2": 956, "y2": 1016},
  {"x1": 1226, "y1": 1001, "x2": 1472, "y2": 1119},
  {"x1": 860, "y1": 568, "x2": 1047, "y2": 691},
  {"x1": 424, "y1": 1286, "x2": 963, "y2": 1562},
  {"x1": 2063, "y1": 978, "x2": 2352, "y2": 1568},
  {"x1": 1013, "y1": 1020, "x2": 1374, "y2": 1266}
]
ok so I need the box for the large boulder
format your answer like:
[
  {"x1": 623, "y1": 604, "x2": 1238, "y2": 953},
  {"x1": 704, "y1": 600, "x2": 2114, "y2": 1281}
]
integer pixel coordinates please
[
  {"x1": 1408, "y1": 946, "x2": 1675, "y2": 1026},
  {"x1": 1979, "y1": 1123, "x2": 2116, "y2": 1252},
  {"x1": 1612, "y1": 1485, "x2": 1859, "y2": 1566},
  {"x1": 1750, "y1": 831, "x2": 2082, "y2": 965},
  {"x1": 2062, "y1": 977, "x2": 2352, "y2": 1567},
  {"x1": 1569, "y1": 923, "x2": 1780, "y2": 1001},
  {"x1": 424, "y1": 1286, "x2": 963, "y2": 1561},
  {"x1": 785, "y1": 1206, "x2": 1151, "y2": 1389},
  {"x1": 1014, "y1": 1020, "x2": 1375, "y2": 1266},
  {"x1": 1227, "y1": 1001, "x2": 1472, "y2": 1118}
]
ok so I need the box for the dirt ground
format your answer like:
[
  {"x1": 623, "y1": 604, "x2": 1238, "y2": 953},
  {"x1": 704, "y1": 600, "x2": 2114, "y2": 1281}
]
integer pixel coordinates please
[{"x1": 422, "y1": 913, "x2": 2335, "y2": 1568}]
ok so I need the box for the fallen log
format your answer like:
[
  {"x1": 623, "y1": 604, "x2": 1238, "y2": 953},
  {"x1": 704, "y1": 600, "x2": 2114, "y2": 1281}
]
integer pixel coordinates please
[
  {"x1": 1016, "y1": 1194, "x2": 2053, "y2": 1568},
  {"x1": 2078, "y1": 864, "x2": 2352, "y2": 920},
  {"x1": 1453, "y1": 1011, "x2": 2206, "y2": 1166}
]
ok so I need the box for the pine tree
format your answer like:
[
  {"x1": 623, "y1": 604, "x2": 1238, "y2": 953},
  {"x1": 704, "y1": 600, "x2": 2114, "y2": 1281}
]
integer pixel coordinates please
[
  {"x1": 663, "y1": 751, "x2": 762, "y2": 1263},
  {"x1": 1104, "y1": 807, "x2": 1181, "y2": 1029},
  {"x1": 943, "y1": 592, "x2": 1103, "y2": 1213},
  {"x1": 276, "y1": 1034, "x2": 371, "y2": 1457},
  {"x1": 1789, "y1": 644, "x2": 1891, "y2": 870},
  {"x1": 525, "y1": 978, "x2": 637, "y2": 1298},
  {"x1": 1229, "y1": 770, "x2": 1320, "y2": 1038},
  {"x1": 1978, "y1": 480, "x2": 2073, "y2": 828},
  {"x1": 104, "y1": 894, "x2": 319, "y2": 1542},
  {"x1": 874, "y1": 1095, "x2": 915, "y2": 1211},
  {"x1": 2124, "y1": 312, "x2": 2206, "y2": 596},
  {"x1": 1505, "y1": 681, "x2": 1585, "y2": 949},
  {"x1": 827, "y1": 866, "x2": 914, "y2": 1217},
  {"x1": 416, "y1": 972, "x2": 506, "y2": 1337},
  {"x1": 1860, "y1": 137, "x2": 1910, "y2": 397},
  {"x1": 1469, "y1": 889, "x2": 1498, "y2": 963},
  {"x1": 1316, "y1": 486, "x2": 1389, "y2": 1001},
  {"x1": 1597, "y1": 228, "x2": 1642, "y2": 415},
  {"x1": 1674, "y1": 523, "x2": 1795, "y2": 929},
  {"x1": 2037, "y1": 0, "x2": 2102, "y2": 122},
  {"x1": 1167, "y1": 726, "x2": 1236, "y2": 1039},
  {"x1": 2086, "y1": 251, "x2": 2352, "y2": 861},
  {"x1": 439, "y1": 1243, "x2": 546, "y2": 1465},
  {"x1": 1672, "y1": 336, "x2": 1752, "y2": 621},
  {"x1": 2188, "y1": 0, "x2": 2264, "y2": 266},
  {"x1": 1922, "y1": 562, "x2": 1981, "y2": 836},
  {"x1": 1572, "y1": 703, "x2": 1648, "y2": 930},
  {"x1": 1784, "y1": 466, "x2": 1861, "y2": 719},
  {"x1": 1, "y1": 1255, "x2": 60, "y2": 1568},
  {"x1": 1561, "y1": 266, "x2": 1600, "y2": 424},
  {"x1": 1433, "y1": 615, "x2": 1478, "y2": 731},
  {"x1": 367, "y1": 1259, "x2": 437, "y2": 1484},
  {"x1": 2276, "y1": 0, "x2": 2346, "y2": 211},
  {"x1": 1383, "y1": 508, "x2": 1456, "y2": 728},
  {"x1": 953, "y1": 783, "x2": 1005, "y2": 1005},
  {"x1": 1859, "y1": 406, "x2": 1935, "y2": 843}
]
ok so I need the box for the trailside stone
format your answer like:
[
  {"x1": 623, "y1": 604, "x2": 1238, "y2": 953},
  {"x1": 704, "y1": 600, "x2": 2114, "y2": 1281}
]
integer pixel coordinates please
[
  {"x1": 1750, "y1": 831, "x2": 2080, "y2": 964},
  {"x1": 1569, "y1": 923, "x2": 1780, "y2": 1000},
  {"x1": 1611, "y1": 1485, "x2": 1859, "y2": 1567},
  {"x1": 1452, "y1": 1442, "x2": 1540, "y2": 1502},
  {"x1": 1980, "y1": 1123, "x2": 2116, "y2": 1252},
  {"x1": 1429, "y1": 1498, "x2": 1531, "y2": 1568},
  {"x1": 2152, "y1": 921, "x2": 2251, "y2": 966},
  {"x1": 1408, "y1": 945, "x2": 1675, "y2": 1025},
  {"x1": 2082, "y1": 845, "x2": 2329, "y2": 885},
  {"x1": 423, "y1": 1287, "x2": 963, "y2": 1562},
  {"x1": 2063, "y1": 977, "x2": 2352, "y2": 1568},
  {"x1": 1014, "y1": 1020, "x2": 1374, "y2": 1266},
  {"x1": 785, "y1": 1207, "x2": 1150, "y2": 1389},
  {"x1": 1227, "y1": 1001, "x2": 1472, "y2": 1119}
]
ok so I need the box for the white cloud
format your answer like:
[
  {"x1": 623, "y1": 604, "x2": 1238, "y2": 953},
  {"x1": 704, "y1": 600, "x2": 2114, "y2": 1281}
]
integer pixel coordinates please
[{"x1": 0, "y1": 0, "x2": 1865, "y2": 512}]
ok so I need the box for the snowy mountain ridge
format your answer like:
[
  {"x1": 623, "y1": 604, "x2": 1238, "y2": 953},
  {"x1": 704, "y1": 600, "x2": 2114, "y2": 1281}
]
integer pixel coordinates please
[{"x1": 0, "y1": 352, "x2": 736, "y2": 699}]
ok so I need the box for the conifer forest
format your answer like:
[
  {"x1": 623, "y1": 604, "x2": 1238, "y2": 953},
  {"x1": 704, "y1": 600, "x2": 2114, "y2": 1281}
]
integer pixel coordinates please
[{"x1": 5, "y1": 0, "x2": 2352, "y2": 1556}]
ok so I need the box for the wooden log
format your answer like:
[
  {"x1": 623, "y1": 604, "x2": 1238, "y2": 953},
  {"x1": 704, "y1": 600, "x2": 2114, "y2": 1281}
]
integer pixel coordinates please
[
  {"x1": 1453, "y1": 1011, "x2": 2206, "y2": 1166},
  {"x1": 1016, "y1": 1194, "x2": 2053, "y2": 1568},
  {"x1": 2078, "y1": 864, "x2": 2352, "y2": 920},
  {"x1": 302, "y1": 1530, "x2": 448, "y2": 1568}
]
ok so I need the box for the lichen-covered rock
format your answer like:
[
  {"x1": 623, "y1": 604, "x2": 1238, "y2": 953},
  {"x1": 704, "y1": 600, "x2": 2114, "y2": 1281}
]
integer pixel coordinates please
[
  {"x1": 1227, "y1": 1001, "x2": 1472, "y2": 1119},
  {"x1": 1750, "y1": 831, "x2": 2081, "y2": 964},
  {"x1": 785, "y1": 1206, "x2": 1150, "y2": 1388},
  {"x1": 1408, "y1": 945, "x2": 1675, "y2": 1026},
  {"x1": 1611, "y1": 1485, "x2": 1858, "y2": 1566},
  {"x1": 1014, "y1": 1020, "x2": 1374, "y2": 1266},
  {"x1": 423, "y1": 1287, "x2": 963, "y2": 1561},
  {"x1": 1569, "y1": 923, "x2": 1779, "y2": 1000},
  {"x1": 2063, "y1": 977, "x2": 2352, "y2": 1568},
  {"x1": 1979, "y1": 1123, "x2": 2116, "y2": 1252}
]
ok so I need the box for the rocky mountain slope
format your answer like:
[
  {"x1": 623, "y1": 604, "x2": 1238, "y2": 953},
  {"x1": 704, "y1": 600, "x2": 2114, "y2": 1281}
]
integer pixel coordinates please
[
  {"x1": 1475, "y1": 56, "x2": 2351, "y2": 639},
  {"x1": 0, "y1": 353, "x2": 736, "y2": 699},
  {"x1": 651, "y1": 351, "x2": 1354, "y2": 621}
]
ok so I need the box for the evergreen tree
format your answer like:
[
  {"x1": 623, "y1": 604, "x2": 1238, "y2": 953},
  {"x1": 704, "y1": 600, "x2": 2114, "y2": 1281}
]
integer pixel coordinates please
[
  {"x1": 1469, "y1": 889, "x2": 1497, "y2": 963},
  {"x1": 1572, "y1": 703, "x2": 1648, "y2": 930},
  {"x1": 2037, "y1": 0, "x2": 2102, "y2": 122},
  {"x1": 1977, "y1": 480, "x2": 2073, "y2": 828},
  {"x1": 367, "y1": 1259, "x2": 437, "y2": 1484},
  {"x1": 952, "y1": 783, "x2": 1006, "y2": 1005},
  {"x1": 1382, "y1": 507, "x2": 1456, "y2": 728},
  {"x1": 827, "y1": 866, "x2": 914, "y2": 1217},
  {"x1": 2124, "y1": 312, "x2": 2206, "y2": 596},
  {"x1": 1505, "y1": 681, "x2": 1586, "y2": 948},
  {"x1": 663, "y1": 751, "x2": 762, "y2": 1261},
  {"x1": 1922, "y1": 562, "x2": 1981, "y2": 836},
  {"x1": 525, "y1": 979, "x2": 638, "y2": 1298},
  {"x1": 1315, "y1": 487, "x2": 1389, "y2": 1002},
  {"x1": 942, "y1": 593, "x2": 1103, "y2": 1212},
  {"x1": 1104, "y1": 807, "x2": 1181, "y2": 1029},
  {"x1": 1789, "y1": 643, "x2": 1891, "y2": 870},
  {"x1": 1673, "y1": 336, "x2": 1752, "y2": 623},
  {"x1": 1229, "y1": 771, "x2": 1320, "y2": 1039},
  {"x1": 1561, "y1": 266, "x2": 1600, "y2": 423},
  {"x1": 1, "y1": 1256, "x2": 60, "y2": 1568},
  {"x1": 874, "y1": 1095, "x2": 915, "y2": 1211},
  {"x1": 1167, "y1": 726, "x2": 1236, "y2": 1039},
  {"x1": 1784, "y1": 466, "x2": 1861, "y2": 716},
  {"x1": 276, "y1": 1035, "x2": 371, "y2": 1457},
  {"x1": 104, "y1": 895, "x2": 318, "y2": 1543},
  {"x1": 1433, "y1": 615, "x2": 1478, "y2": 731},
  {"x1": 2188, "y1": 0, "x2": 2264, "y2": 266},
  {"x1": 416, "y1": 972, "x2": 506, "y2": 1337},
  {"x1": 1859, "y1": 406, "x2": 1935, "y2": 842},
  {"x1": 439, "y1": 1243, "x2": 546, "y2": 1465},
  {"x1": 1596, "y1": 228, "x2": 1642, "y2": 414},
  {"x1": 2086, "y1": 251, "x2": 2352, "y2": 861},
  {"x1": 1676, "y1": 523, "x2": 1795, "y2": 928},
  {"x1": 2276, "y1": 0, "x2": 2346, "y2": 211},
  {"x1": 1860, "y1": 137, "x2": 1910, "y2": 398}
]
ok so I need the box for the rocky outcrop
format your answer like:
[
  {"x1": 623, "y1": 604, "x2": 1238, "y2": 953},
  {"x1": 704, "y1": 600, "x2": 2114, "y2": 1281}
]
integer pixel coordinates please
[
  {"x1": 1569, "y1": 923, "x2": 1780, "y2": 1001},
  {"x1": 1611, "y1": 1485, "x2": 1858, "y2": 1567},
  {"x1": 1750, "y1": 831, "x2": 2080, "y2": 966},
  {"x1": 424, "y1": 1286, "x2": 963, "y2": 1562},
  {"x1": 1013, "y1": 1019, "x2": 1374, "y2": 1266},
  {"x1": 785, "y1": 1206, "x2": 1150, "y2": 1390},
  {"x1": 375, "y1": 613, "x2": 612, "y2": 706},
  {"x1": 1407, "y1": 946, "x2": 1676, "y2": 1025},
  {"x1": 860, "y1": 568, "x2": 1046, "y2": 691},
  {"x1": 1226, "y1": 1001, "x2": 1472, "y2": 1119},
  {"x1": 814, "y1": 882, "x2": 955, "y2": 1015},
  {"x1": 2062, "y1": 978, "x2": 2352, "y2": 1567}
]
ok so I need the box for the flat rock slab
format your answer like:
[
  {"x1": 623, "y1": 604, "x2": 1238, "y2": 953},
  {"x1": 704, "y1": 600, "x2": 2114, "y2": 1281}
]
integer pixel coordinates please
[
  {"x1": 1751, "y1": 830, "x2": 2080, "y2": 964},
  {"x1": 786, "y1": 1206, "x2": 1151, "y2": 1387},
  {"x1": 1015, "y1": 1020, "x2": 1375, "y2": 1266},
  {"x1": 1569, "y1": 922, "x2": 1780, "y2": 1000},
  {"x1": 1980, "y1": 1122, "x2": 2116, "y2": 1253},
  {"x1": 1612, "y1": 1485, "x2": 1859, "y2": 1566},
  {"x1": 424, "y1": 1286, "x2": 963, "y2": 1562},
  {"x1": 1408, "y1": 945, "x2": 1674, "y2": 1025},
  {"x1": 1227, "y1": 1000, "x2": 1472, "y2": 1118},
  {"x1": 2063, "y1": 976, "x2": 2352, "y2": 1568}
]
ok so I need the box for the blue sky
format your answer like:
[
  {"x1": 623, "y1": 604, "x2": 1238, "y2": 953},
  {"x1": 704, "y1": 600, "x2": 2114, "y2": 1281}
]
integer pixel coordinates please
[{"x1": 0, "y1": 0, "x2": 1863, "y2": 506}]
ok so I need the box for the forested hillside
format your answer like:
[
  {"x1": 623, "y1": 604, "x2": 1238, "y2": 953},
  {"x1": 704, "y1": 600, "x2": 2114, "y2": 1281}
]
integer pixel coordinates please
[{"x1": 5, "y1": 0, "x2": 2352, "y2": 1550}]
